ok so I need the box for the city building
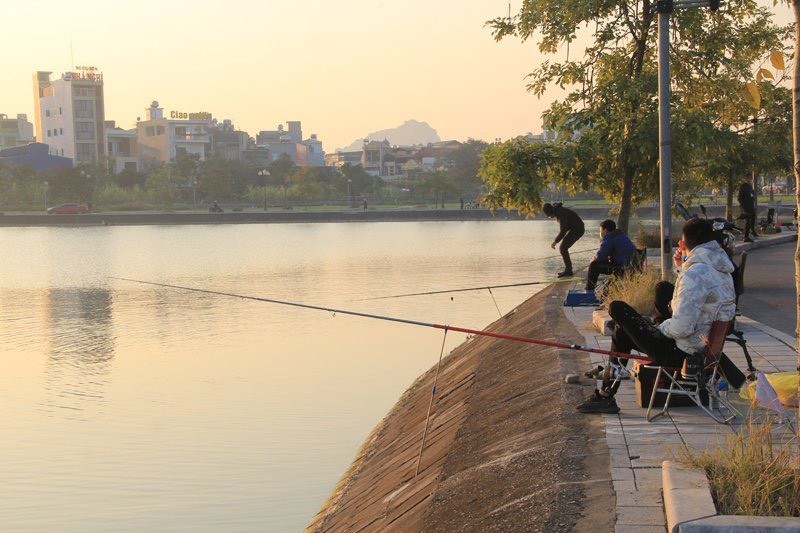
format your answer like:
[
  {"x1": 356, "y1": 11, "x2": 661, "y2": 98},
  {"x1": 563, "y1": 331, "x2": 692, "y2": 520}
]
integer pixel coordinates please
[
  {"x1": 104, "y1": 121, "x2": 138, "y2": 174},
  {"x1": 0, "y1": 142, "x2": 73, "y2": 172},
  {"x1": 33, "y1": 68, "x2": 106, "y2": 164},
  {"x1": 136, "y1": 101, "x2": 212, "y2": 165},
  {"x1": 0, "y1": 113, "x2": 34, "y2": 149},
  {"x1": 211, "y1": 119, "x2": 249, "y2": 161},
  {"x1": 252, "y1": 121, "x2": 324, "y2": 167}
]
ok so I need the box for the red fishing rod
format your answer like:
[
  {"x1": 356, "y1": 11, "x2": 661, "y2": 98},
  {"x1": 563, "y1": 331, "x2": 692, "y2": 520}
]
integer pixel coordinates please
[{"x1": 111, "y1": 277, "x2": 653, "y2": 363}]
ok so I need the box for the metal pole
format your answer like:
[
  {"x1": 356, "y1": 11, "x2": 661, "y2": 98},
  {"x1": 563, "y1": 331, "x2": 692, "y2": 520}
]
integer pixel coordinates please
[{"x1": 657, "y1": 0, "x2": 673, "y2": 280}]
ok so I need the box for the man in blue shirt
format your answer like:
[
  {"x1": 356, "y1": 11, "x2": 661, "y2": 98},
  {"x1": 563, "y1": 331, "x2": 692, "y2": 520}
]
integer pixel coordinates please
[{"x1": 585, "y1": 219, "x2": 636, "y2": 291}]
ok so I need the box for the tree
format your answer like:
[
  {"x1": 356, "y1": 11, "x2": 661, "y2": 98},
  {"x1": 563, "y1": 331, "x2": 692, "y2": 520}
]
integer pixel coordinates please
[
  {"x1": 197, "y1": 157, "x2": 238, "y2": 200},
  {"x1": 478, "y1": 139, "x2": 554, "y2": 214},
  {"x1": 333, "y1": 164, "x2": 380, "y2": 197},
  {"x1": 288, "y1": 167, "x2": 330, "y2": 201},
  {"x1": 487, "y1": 0, "x2": 787, "y2": 231},
  {"x1": 115, "y1": 167, "x2": 146, "y2": 189},
  {"x1": 448, "y1": 139, "x2": 489, "y2": 196},
  {"x1": 47, "y1": 165, "x2": 95, "y2": 203}
]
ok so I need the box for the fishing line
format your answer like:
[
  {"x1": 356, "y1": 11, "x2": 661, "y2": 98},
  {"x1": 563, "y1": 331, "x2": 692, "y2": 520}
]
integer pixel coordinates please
[
  {"x1": 487, "y1": 287, "x2": 503, "y2": 318},
  {"x1": 415, "y1": 327, "x2": 448, "y2": 477},
  {"x1": 355, "y1": 277, "x2": 580, "y2": 301},
  {"x1": 513, "y1": 248, "x2": 596, "y2": 265},
  {"x1": 110, "y1": 277, "x2": 652, "y2": 363}
]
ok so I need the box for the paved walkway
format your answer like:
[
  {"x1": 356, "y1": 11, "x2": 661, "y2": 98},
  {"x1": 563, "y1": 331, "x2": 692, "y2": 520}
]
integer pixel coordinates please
[{"x1": 562, "y1": 235, "x2": 798, "y2": 532}]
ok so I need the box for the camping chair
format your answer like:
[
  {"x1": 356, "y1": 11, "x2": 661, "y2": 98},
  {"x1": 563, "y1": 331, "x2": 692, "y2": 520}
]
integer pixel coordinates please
[
  {"x1": 629, "y1": 248, "x2": 647, "y2": 272},
  {"x1": 759, "y1": 208, "x2": 776, "y2": 233},
  {"x1": 646, "y1": 319, "x2": 740, "y2": 424},
  {"x1": 726, "y1": 251, "x2": 756, "y2": 378}
]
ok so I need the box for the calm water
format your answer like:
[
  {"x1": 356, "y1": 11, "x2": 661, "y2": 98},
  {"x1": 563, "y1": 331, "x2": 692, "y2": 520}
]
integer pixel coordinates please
[{"x1": 0, "y1": 221, "x2": 597, "y2": 531}]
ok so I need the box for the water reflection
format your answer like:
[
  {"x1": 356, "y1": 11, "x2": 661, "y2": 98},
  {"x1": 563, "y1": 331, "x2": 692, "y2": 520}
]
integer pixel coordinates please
[
  {"x1": 0, "y1": 221, "x2": 599, "y2": 531},
  {"x1": 43, "y1": 287, "x2": 115, "y2": 415}
]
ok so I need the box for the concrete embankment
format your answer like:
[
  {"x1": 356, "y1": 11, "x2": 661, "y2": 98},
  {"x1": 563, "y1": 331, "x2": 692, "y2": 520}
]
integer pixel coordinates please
[
  {"x1": 1, "y1": 203, "x2": 794, "y2": 227},
  {"x1": 308, "y1": 284, "x2": 615, "y2": 532}
]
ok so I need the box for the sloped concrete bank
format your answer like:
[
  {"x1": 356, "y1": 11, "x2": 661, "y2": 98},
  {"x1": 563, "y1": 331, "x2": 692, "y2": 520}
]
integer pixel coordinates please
[{"x1": 308, "y1": 284, "x2": 615, "y2": 532}]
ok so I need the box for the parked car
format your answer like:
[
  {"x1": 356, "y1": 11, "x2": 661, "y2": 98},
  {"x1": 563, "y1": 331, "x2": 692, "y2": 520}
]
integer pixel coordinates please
[{"x1": 47, "y1": 203, "x2": 90, "y2": 215}]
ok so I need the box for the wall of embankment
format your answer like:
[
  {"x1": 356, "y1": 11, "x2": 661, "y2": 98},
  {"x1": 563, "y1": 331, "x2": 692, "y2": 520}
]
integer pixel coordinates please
[{"x1": 307, "y1": 283, "x2": 615, "y2": 532}]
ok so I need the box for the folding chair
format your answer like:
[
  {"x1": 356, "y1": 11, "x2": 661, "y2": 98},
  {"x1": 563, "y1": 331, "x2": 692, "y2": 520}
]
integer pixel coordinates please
[
  {"x1": 646, "y1": 319, "x2": 739, "y2": 424},
  {"x1": 726, "y1": 251, "x2": 756, "y2": 377}
]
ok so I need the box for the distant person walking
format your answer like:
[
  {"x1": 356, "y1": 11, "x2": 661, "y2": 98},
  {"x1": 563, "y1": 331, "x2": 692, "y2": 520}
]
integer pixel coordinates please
[
  {"x1": 737, "y1": 175, "x2": 757, "y2": 242},
  {"x1": 585, "y1": 220, "x2": 636, "y2": 291},
  {"x1": 363, "y1": 198, "x2": 368, "y2": 211},
  {"x1": 543, "y1": 202, "x2": 585, "y2": 278}
]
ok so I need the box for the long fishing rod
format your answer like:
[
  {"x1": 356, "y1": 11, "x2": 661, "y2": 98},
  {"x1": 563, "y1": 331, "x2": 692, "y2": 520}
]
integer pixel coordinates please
[
  {"x1": 356, "y1": 277, "x2": 580, "y2": 301},
  {"x1": 111, "y1": 277, "x2": 653, "y2": 363},
  {"x1": 513, "y1": 248, "x2": 596, "y2": 265}
]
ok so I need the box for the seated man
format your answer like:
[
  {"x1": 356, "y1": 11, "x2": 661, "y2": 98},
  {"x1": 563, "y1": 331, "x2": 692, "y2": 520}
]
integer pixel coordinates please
[
  {"x1": 578, "y1": 218, "x2": 736, "y2": 414},
  {"x1": 585, "y1": 219, "x2": 637, "y2": 291}
]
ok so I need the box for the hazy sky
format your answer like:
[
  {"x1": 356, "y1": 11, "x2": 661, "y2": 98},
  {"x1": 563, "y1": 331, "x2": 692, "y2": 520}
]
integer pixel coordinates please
[{"x1": 0, "y1": 0, "x2": 791, "y2": 150}]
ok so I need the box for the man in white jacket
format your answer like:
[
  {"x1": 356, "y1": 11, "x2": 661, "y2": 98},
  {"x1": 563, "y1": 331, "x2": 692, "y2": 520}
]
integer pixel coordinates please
[{"x1": 579, "y1": 218, "x2": 736, "y2": 414}]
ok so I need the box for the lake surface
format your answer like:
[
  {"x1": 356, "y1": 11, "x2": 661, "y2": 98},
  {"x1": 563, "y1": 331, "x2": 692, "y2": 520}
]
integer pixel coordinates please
[{"x1": 0, "y1": 220, "x2": 598, "y2": 531}]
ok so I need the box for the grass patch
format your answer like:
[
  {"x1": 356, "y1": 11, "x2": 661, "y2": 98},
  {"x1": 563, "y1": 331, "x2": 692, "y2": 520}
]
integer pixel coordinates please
[
  {"x1": 600, "y1": 266, "x2": 667, "y2": 316},
  {"x1": 680, "y1": 418, "x2": 800, "y2": 517}
]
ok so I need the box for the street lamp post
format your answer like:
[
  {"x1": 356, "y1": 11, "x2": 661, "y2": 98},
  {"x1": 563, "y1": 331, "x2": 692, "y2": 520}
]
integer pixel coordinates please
[
  {"x1": 258, "y1": 169, "x2": 270, "y2": 211},
  {"x1": 654, "y1": 0, "x2": 720, "y2": 279},
  {"x1": 43, "y1": 181, "x2": 48, "y2": 212},
  {"x1": 347, "y1": 179, "x2": 352, "y2": 208}
]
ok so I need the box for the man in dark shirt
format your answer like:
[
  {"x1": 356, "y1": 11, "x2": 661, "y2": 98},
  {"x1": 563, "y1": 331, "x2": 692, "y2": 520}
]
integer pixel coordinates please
[
  {"x1": 543, "y1": 202, "x2": 585, "y2": 277},
  {"x1": 585, "y1": 219, "x2": 636, "y2": 291},
  {"x1": 737, "y1": 175, "x2": 758, "y2": 242}
]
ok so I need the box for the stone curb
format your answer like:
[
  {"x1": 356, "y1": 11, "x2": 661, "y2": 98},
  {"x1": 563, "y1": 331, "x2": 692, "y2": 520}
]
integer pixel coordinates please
[
  {"x1": 734, "y1": 232, "x2": 797, "y2": 255},
  {"x1": 662, "y1": 460, "x2": 800, "y2": 532},
  {"x1": 662, "y1": 460, "x2": 716, "y2": 533}
]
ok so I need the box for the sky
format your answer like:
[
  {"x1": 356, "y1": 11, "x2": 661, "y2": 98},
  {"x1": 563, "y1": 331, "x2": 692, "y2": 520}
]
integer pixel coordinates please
[{"x1": 0, "y1": 0, "x2": 792, "y2": 151}]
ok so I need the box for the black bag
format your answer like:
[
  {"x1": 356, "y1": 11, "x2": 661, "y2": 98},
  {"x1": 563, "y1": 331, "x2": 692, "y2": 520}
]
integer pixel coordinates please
[{"x1": 717, "y1": 353, "x2": 746, "y2": 389}]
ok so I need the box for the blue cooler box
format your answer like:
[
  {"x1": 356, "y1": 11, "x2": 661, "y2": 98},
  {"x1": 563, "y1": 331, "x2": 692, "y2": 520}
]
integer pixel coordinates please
[{"x1": 563, "y1": 290, "x2": 599, "y2": 307}]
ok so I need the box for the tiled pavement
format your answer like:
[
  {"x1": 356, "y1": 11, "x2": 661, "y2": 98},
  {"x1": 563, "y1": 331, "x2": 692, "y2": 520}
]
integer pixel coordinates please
[{"x1": 564, "y1": 305, "x2": 798, "y2": 533}]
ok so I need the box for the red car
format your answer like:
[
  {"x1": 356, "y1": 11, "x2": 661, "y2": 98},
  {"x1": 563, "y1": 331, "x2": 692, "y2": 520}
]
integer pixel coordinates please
[{"x1": 47, "y1": 203, "x2": 90, "y2": 215}]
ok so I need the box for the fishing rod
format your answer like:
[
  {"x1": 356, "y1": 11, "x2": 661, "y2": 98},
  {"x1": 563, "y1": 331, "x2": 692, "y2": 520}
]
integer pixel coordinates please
[
  {"x1": 513, "y1": 248, "x2": 596, "y2": 265},
  {"x1": 110, "y1": 277, "x2": 653, "y2": 363},
  {"x1": 356, "y1": 277, "x2": 580, "y2": 301}
]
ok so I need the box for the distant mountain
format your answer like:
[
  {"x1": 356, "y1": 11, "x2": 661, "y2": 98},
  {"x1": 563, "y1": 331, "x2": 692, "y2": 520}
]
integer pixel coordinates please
[{"x1": 339, "y1": 120, "x2": 441, "y2": 151}]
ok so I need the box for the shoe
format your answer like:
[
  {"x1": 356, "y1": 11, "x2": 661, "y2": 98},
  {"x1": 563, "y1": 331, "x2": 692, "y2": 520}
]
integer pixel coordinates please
[
  {"x1": 585, "y1": 365, "x2": 604, "y2": 379},
  {"x1": 751, "y1": 232, "x2": 759, "y2": 237},
  {"x1": 557, "y1": 271, "x2": 574, "y2": 278},
  {"x1": 743, "y1": 237, "x2": 754, "y2": 243},
  {"x1": 577, "y1": 391, "x2": 620, "y2": 414}
]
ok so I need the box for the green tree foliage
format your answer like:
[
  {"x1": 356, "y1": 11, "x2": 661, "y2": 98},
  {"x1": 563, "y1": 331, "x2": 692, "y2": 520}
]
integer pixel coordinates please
[
  {"x1": 448, "y1": 139, "x2": 489, "y2": 195},
  {"x1": 486, "y1": 0, "x2": 788, "y2": 231},
  {"x1": 115, "y1": 167, "x2": 146, "y2": 189},
  {"x1": 333, "y1": 164, "x2": 381, "y2": 196},
  {"x1": 478, "y1": 140, "x2": 553, "y2": 214},
  {"x1": 418, "y1": 170, "x2": 458, "y2": 203},
  {"x1": 288, "y1": 167, "x2": 330, "y2": 201},
  {"x1": 267, "y1": 154, "x2": 297, "y2": 188},
  {"x1": 48, "y1": 165, "x2": 95, "y2": 203}
]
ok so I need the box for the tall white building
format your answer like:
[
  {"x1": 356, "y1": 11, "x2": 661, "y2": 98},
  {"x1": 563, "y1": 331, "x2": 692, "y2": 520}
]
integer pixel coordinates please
[
  {"x1": 0, "y1": 113, "x2": 34, "y2": 149},
  {"x1": 33, "y1": 68, "x2": 106, "y2": 164}
]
